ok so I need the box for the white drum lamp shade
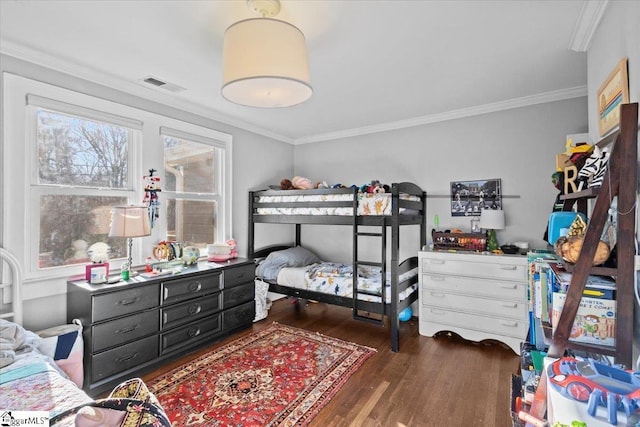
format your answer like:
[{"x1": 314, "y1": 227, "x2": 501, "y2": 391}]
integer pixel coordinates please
[
  {"x1": 222, "y1": 18, "x2": 312, "y2": 108},
  {"x1": 479, "y1": 209, "x2": 505, "y2": 231},
  {"x1": 109, "y1": 206, "x2": 151, "y2": 268}
]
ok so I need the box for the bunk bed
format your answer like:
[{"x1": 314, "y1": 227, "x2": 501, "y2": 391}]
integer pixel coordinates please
[{"x1": 248, "y1": 182, "x2": 427, "y2": 352}]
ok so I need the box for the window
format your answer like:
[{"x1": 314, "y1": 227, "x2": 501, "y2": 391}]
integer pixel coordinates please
[
  {"x1": 3, "y1": 74, "x2": 232, "y2": 281},
  {"x1": 162, "y1": 128, "x2": 228, "y2": 250},
  {"x1": 30, "y1": 102, "x2": 139, "y2": 269}
]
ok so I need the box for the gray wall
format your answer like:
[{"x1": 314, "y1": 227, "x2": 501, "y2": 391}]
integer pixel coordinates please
[
  {"x1": 585, "y1": 0, "x2": 640, "y2": 366},
  {"x1": 0, "y1": 54, "x2": 294, "y2": 330},
  {"x1": 292, "y1": 98, "x2": 588, "y2": 262}
]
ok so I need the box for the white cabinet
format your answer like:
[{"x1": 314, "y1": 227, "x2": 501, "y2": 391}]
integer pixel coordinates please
[{"x1": 418, "y1": 251, "x2": 528, "y2": 354}]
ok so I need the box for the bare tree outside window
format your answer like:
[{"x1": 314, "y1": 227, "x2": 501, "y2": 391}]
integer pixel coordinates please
[{"x1": 36, "y1": 109, "x2": 132, "y2": 268}]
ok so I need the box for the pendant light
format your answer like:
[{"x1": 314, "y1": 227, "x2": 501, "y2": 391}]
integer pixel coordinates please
[{"x1": 222, "y1": 0, "x2": 312, "y2": 108}]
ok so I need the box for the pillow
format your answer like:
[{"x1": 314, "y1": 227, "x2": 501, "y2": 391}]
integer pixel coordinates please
[
  {"x1": 37, "y1": 320, "x2": 84, "y2": 388},
  {"x1": 256, "y1": 246, "x2": 321, "y2": 280}
]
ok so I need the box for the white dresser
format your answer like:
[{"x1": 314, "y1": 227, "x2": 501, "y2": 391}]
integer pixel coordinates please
[{"x1": 418, "y1": 250, "x2": 529, "y2": 354}]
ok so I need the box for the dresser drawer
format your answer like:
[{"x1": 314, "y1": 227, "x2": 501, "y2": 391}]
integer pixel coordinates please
[
  {"x1": 420, "y1": 289, "x2": 528, "y2": 320},
  {"x1": 91, "y1": 335, "x2": 158, "y2": 383},
  {"x1": 421, "y1": 274, "x2": 525, "y2": 301},
  {"x1": 161, "y1": 293, "x2": 222, "y2": 330},
  {"x1": 222, "y1": 282, "x2": 254, "y2": 308},
  {"x1": 421, "y1": 255, "x2": 526, "y2": 281},
  {"x1": 160, "y1": 313, "x2": 222, "y2": 355},
  {"x1": 92, "y1": 309, "x2": 159, "y2": 352},
  {"x1": 224, "y1": 264, "x2": 255, "y2": 288},
  {"x1": 422, "y1": 307, "x2": 528, "y2": 338},
  {"x1": 223, "y1": 300, "x2": 255, "y2": 331},
  {"x1": 161, "y1": 273, "x2": 221, "y2": 305},
  {"x1": 92, "y1": 284, "x2": 159, "y2": 322}
]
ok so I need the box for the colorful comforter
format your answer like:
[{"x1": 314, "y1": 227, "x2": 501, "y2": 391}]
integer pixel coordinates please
[
  {"x1": 256, "y1": 192, "x2": 420, "y2": 216},
  {"x1": 276, "y1": 262, "x2": 418, "y2": 303}
]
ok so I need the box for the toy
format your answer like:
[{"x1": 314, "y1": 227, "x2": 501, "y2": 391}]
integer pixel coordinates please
[
  {"x1": 280, "y1": 178, "x2": 293, "y2": 190},
  {"x1": 226, "y1": 239, "x2": 238, "y2": 259},
  {"x1": 142, "y1": 168, "x2": 161, "y2": 228},
  {"x1": 547, "y1": 357, "x2": 640, "y2": 425},
  {"x1": 399, "y1": 306, "x2": 412, "y2": 321},
  {"x1": 182, "y1": 246, "x2": 200, "y2": 265},
  {"x1": 577, "y1": 145, "x2": 610, "y2": 190},
  {"x1": 291, "y1": 176, "x2": 313, "y2": 189}
]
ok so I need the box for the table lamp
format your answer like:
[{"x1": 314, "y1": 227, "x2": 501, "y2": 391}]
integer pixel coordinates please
[
  {"x1": 109, "y1": 206, "x2": 151, "y2": 270},
  {"x1": 480, "y1": 209, "x2": 505, "y2": 252}
]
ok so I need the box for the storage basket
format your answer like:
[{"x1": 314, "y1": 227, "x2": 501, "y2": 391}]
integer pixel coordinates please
[{"x1": 432, "y1": 232, "x2": 486, "y2": 252}]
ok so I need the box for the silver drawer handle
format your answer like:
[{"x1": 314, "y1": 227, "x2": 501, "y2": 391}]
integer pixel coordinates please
[
  {"x1": 500, "y1": 303, "x2": 518, "y2": 308},
  {"x1": 188, "y1": 281, "x2": 202, "y2": 293},
  {"x1": 116, "y1": 324, "x2": 139, "y2": 334},
  {"x1": 499, "y1": 265, "x2": 517, "y2": 271},
  {"x1": 116, "y1": 351, "x2": 138, "y2": 362},
  {"x1": 499, "y1": 321, "x2": 518, "y2": 327},
  {"x1": 429, "y1": 292, "x2": 446, "y2": 298},
  {"x1": 427, "y1": 275, "x2": 445, "y2": 281},
  {"x1": 188, "y1": 304, "x2": 202, "y2": 315},
  {"x1": 430, "y1": 309, "x2": 446, "y2": 315},
  {"x1": 500, "y1": 284, "x2": 518, "y2": 290},
  {"x1": 429, "y1": 259, "x2": 445, "y2": 265},
  {"x1": 117, "y1": 297, "x2": 140, "y2": 306},
  {"x1": 187, "y1": 327, "x2": 201, "y2": 338}
]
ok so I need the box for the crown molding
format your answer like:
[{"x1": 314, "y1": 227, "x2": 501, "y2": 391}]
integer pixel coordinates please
[
  {"x1": 568, "y1": 0, "x2": 609, "y2": 52},
  {"x1": 1, "y1": 39, "x2": 587, "y2": 147},
  {"x1": 0, "y1": 39, "x2": 294, "y2": 144},
  {"x1": 294, "y1": 86, "x2": 588, "y2": 145}
]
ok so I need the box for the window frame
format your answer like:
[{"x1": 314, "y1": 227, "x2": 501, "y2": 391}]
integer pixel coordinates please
[{"x1": 3, "y1": 73, "x2": 232, "y2": 281}]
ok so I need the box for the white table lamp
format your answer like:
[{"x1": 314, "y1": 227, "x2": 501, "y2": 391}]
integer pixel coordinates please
[
  {"x1": 109, "y1": 206, "x2": 151, "y2": 269},
  {"x1": 480, "y1": 209, "x2": 505, "y2": 251}
]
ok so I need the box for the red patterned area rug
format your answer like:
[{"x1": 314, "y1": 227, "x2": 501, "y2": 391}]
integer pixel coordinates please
[{"x1": 147, "y1": 322, "x2": 376, "y2": 426}]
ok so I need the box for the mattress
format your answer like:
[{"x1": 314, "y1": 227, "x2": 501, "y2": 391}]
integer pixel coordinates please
[
  {"x1": 256, "y1": 192, "x2": 420, "y2": 216},
  {"x1": 275, "y1": 263, "x2": 418, "y2": 303}
]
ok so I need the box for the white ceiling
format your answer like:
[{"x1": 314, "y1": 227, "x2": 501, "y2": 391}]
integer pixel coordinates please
[{"x1": 0, "y1": 0, "x2": 593, "y2": 144}]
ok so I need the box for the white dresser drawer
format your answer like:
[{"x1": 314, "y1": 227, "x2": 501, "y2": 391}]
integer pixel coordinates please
[
  {"x1": 421, "y1": 307, "x2": 529, "y2": 339},
  {"x1": 420, "y1": 252, "x2": 526, "y2": 282},
  {"x1": 421, "y1": 273, "x2": 525, "y2": 301},
  {"x1": 420, "y1": 289, "x2": 529, "y2": 320}
]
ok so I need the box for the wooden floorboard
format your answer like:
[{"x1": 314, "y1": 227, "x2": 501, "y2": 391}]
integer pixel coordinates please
[{"x1": 143, "y1": 297, "x2": 520, "y2": 427}]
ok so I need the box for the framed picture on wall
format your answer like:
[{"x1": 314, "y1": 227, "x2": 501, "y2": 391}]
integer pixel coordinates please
[
  {"x1": 450, "y1": 178, "x2": 501, "y2": 217},
  {"x1": 597, "y1": 58, "x2": 629, "y2": 136}
]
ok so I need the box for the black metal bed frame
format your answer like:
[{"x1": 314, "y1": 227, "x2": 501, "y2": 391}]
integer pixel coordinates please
[{"x1": 248, "y1": 182, "x2": 427, "y2": 352}]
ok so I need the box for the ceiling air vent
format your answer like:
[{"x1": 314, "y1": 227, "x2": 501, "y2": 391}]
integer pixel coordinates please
[{"x1": 140, "y1": 75, "x2": 186, "y2": 93}]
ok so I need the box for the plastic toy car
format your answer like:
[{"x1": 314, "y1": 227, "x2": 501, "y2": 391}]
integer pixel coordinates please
[{"x1": 547, "y1": 357, "x2": 640, "y2": 425}]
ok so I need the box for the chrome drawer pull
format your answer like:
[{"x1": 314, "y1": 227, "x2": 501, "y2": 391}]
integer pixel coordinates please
[
  {"x1": 427, "y1": 275, "x2": 445, "y2": 281},
  {"x1": 500, "y1": 303, "x2": 518, "y2": 308},
  {"x1": 116, "y1": 325, "x2": 139, "y2": 334},
  {"x1": 430, "y1": 309, "x2": 446, "y2": 315},
  {"x1": 188, "y1": 304, "x2": 202, "y2": 315},
  {"x1": 188, "y1": 281, "x2": 202, "y2": 293},
  {"x1": 499, "y1": 321, "x2": 518, "y2": 327},
  {"x1": 499, "y1": 265, "x2": 517, "y2": 271},
  {"x1": 500, "y1": 284, "x2": 518, "y2": 290},
  {"x1": 429, "y1": 292, "x2": 445, "y2": 298},
  {"x1": 188, "y1": 327, "x2": 201, "y2": 338},
  {"x1": 429, "y1": 259, "x2": 445, "y2": 265},
  {"x1": 117, "y1": 297, "x2": 140, "y2": 306},
  {"x1": 116, "y1": 352, "x2": 138, "y2": 362}
]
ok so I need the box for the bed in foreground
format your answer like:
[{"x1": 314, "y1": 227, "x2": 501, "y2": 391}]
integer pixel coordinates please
[
  {"x1": 0, "y1": 248, "x2": 170, "y2": 426},
  {"x1": 249, "y1": 182, "x2": 426, "y2": 352}
]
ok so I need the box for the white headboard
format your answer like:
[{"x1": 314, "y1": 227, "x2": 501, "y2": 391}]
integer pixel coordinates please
[{"x1": 0, "y1": 247, "x2": 23, "y2": 324}]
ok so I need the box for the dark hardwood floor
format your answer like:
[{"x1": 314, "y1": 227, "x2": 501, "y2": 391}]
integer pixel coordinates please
[{"x1": 143, "y1": 298, "x2": 520, "y2": 427}]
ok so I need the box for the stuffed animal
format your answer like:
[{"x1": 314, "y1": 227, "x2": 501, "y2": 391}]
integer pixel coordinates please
[
  {"x1": 280, "y1": 178, "x2": 293, "y2": 190},
  {"x1": 292, "y1": 176, "x2": 314, "y2": 189}
]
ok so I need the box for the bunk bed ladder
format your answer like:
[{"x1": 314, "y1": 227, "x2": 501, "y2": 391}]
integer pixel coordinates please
[{"x1": 352, "y1": 222, "x2": 386, "y2": 325}]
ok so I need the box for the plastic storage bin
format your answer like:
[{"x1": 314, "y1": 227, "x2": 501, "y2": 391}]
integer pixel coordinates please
[{"x1": 547, "y1": 212, "x2": 586, "y2": 244}]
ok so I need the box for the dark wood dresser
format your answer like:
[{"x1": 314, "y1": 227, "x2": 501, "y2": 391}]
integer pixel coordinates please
[{"x1": 67, "y1": 259, "x2": 255, "y2": 396}]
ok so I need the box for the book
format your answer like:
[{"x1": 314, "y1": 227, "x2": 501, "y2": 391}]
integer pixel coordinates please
[{"x1": 551, "y1": 292, "x2": 616, "y2": 346}]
